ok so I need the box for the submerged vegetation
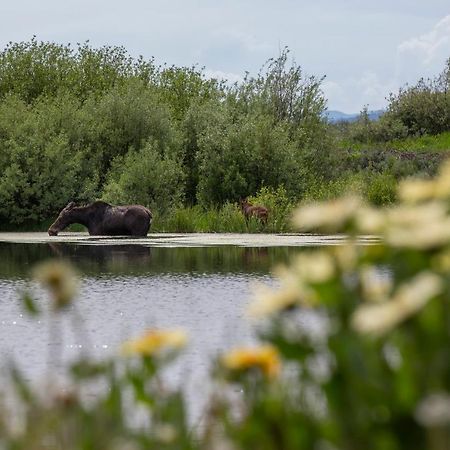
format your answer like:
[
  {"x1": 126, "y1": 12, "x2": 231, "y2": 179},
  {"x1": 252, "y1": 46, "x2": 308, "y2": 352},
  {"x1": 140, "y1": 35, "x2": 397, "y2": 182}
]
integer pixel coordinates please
[
  {"x1": 0, "y1": 38, "x2": 448, "y2": 230},
  {"x1": 1, "y1": 163, "x2": 449, "y2": 449}
]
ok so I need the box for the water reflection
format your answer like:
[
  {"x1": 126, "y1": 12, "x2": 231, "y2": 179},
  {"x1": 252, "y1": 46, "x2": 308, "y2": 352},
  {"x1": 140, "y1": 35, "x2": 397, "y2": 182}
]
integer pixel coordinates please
[
  {"x1": 0, "y1": 242, "x2": 298, "y2": 279},
  {"x1": 0, "y1": 241, "x2": 316, "y2": 423}
]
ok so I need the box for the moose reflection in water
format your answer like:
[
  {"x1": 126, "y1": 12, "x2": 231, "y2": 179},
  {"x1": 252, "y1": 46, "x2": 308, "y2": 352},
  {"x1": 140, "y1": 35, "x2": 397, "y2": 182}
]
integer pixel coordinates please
[
  {"x1": 48, "y1": 242, "x2": 152, "y2": 272},
  {"x1": 240, "y1": 199, "x2": 268, "y2": 225},
  {"x1": 48, "y1": 201, "x2": 152, "y2": 236}
]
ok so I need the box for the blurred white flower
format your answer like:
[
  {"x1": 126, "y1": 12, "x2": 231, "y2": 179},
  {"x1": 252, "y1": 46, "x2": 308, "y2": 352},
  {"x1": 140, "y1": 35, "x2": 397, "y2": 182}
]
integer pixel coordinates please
[
  {"x1": 360, "y1": 266, "x2": 393, "y2": 303},
  {"x1": 355, "y1": 206, "x2": 386, "y2": 234},
  {"x1": 398, "y1": 178, "x2": 438, "y2": 203},
  {"x1": 293, "y1": 196, "x2": 361, "y2": 231},
  {"x1": 332, "y1": 245, "x2": 358, "y2": 272},
  {"x1": 384, "y1": 202, "x2": 450, "y2": 249},
  {"x1": 386, "y1": 219, "x2": 450, "y2": 249},
  {"x1": 292, "y1": 251, "x2": 335, "y2": 283},
  {"x1": 248, "y1": 276, "x2": 318, "y2": 317},
  {"x1": 351, "y1": 272, "x2": 442, "y2": 335},
  {"x1": 401, "y1": 160, "x2": 450, "y2": 202},
  {"x1": 415, "y1": 392, "x2": 450, "y2": 427},
  {"x1": 154, "y1": 424, "x2": 178, "y2": 443}
]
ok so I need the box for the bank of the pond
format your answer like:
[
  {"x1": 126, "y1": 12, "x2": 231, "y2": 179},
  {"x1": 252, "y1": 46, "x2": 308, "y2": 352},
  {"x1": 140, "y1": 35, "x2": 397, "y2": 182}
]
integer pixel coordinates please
[{"x1": 0, "y1": 232, "x2": 379, "y2": 247}]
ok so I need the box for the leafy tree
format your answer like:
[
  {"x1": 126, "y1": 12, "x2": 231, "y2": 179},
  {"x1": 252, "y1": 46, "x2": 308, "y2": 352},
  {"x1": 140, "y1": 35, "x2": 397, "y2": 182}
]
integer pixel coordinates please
[
  {"x1": 102, "y1": 140, "x2": 185, "y2": 214},
  {"x1": 195, "y1": 106, "x2": 302, "y2": 206},
  {"x1": 155, "y1": 64, "x2": 225, "y2": 121},
  {"x1": 0, "y1": 38, "x2": 157, "y2": 103},
  {"x1": 0, "y1": 95, "x2": 95, "y2": 224},
  {"x1": 384, "y1": 58, "x2": 450, "y2": 136},
  {"x1": 81, "y1": 79, "x2": 181, "y2": 179}
]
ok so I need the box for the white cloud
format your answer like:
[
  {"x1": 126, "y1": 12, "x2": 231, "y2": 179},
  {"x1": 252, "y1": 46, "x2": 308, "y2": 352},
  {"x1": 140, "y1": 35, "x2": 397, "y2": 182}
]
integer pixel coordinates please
[
  {"x1": 398, "y1": 14, "x2": 450, "y2": 65},
  {"x1": 323, "y1": 72, "x2": 394, "y2": 113},
  {"x1": 213, "y1": 29, "x2": 272, "y2": 54},
  {"x1": 325, "y1": 14, "x2": 450, "y2": 112},
  {"x1": 203, "y1": 69, "x2": 243, "y2": 85},
  {"x1": 396, "y1": 14, "x2": 450, "y2": 83}
]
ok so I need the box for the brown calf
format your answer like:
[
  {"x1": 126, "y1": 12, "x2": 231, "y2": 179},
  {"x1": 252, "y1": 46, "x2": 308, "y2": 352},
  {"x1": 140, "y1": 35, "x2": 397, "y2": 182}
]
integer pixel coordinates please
[{"x1": 240, "y1": 199, "x2": 268, "y2": 225}]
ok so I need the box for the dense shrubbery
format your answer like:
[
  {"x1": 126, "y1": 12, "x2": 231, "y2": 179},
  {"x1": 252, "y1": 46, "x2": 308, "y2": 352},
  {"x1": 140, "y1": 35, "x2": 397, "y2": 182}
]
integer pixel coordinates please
[
  {"x1": 102, "y1": 140, "x2": 185, "y2": 214},
  {"x1": 0, "y1": 40, "x2": 331, "y2": 228},
  {"x1": 385, "y1": 58, "x2": 450, "y2": 137},
  {"x1": 0, "y1": 39, "x2": 448, "y2": 229}
]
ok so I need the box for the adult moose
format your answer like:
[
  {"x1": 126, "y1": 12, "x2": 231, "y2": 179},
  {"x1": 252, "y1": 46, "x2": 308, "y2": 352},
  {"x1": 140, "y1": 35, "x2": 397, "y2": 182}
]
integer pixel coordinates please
[
  {"x1": 48, "y1": 201, "x2": 152, "y2": 236},
  {"x1": 240, "y1": 199, "x2": 268, "y2": 225}
]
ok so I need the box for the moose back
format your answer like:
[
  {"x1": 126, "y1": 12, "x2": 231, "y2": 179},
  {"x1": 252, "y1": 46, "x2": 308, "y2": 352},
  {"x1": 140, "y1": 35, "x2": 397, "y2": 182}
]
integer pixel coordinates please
[{"x1": 48, "y1": 201, "x2": 152, "y2": 236}]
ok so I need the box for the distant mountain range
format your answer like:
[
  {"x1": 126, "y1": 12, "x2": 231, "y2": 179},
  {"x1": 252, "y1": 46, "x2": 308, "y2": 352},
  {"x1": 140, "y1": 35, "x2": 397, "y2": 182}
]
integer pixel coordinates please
[{"x1": 325, "y1": 110, "x2": 384, "y2": 123}]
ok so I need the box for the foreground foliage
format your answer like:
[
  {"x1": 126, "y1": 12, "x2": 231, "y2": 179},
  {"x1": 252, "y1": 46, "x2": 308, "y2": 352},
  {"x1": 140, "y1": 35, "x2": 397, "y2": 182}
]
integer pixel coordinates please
[{"x1": 1, "y1": 162, "x2": 450, "y2": 449}]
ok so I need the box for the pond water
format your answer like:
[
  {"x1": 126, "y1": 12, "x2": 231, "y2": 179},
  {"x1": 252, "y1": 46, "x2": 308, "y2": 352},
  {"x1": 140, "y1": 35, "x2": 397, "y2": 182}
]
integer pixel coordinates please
[
  {"x1": 0, "y1": 233, "x2": 377, "y2": 422},
  {"x1": 0, "y1": 235, "x2": 311, "y2": 421}
]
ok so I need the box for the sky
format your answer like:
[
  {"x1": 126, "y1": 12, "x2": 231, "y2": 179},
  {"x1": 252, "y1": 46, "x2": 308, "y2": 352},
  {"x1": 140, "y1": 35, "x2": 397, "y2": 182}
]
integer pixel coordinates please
[{"x1": 1, "y1": 0, "x2": 449, "y2": 113}]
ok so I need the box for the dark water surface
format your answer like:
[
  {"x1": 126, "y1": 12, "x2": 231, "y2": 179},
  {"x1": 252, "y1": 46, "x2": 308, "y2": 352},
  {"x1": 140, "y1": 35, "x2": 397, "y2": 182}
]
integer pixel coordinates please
[
  {"x1": 0, "y1": 241, "x2": 301, "y2": 419},
  {"x1": 0, "y1": 242, "x2": 298, "y2": 278}
]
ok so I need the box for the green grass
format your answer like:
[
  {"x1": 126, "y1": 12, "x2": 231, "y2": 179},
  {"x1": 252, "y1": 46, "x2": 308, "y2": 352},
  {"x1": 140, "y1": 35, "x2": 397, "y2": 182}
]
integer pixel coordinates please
[
  {"x1": 153, "y1": 203, "x2": 268, "y2": 233},
  {"x1": 389, "y1": 131, "x2": 450, "y2": 152},
  {"x1": 335, "y1": 132, "x2": 450, "y2": 153}
]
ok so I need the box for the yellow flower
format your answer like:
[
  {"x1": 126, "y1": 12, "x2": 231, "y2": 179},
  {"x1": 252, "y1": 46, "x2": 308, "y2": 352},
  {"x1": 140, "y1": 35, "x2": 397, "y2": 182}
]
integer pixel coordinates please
[
  {"x1": 351, "y1": 272, "x2": 442, "y2": 336},
  {"x1": 221, "y1": 345, "x2": 281, "y2": 379},
  {"x1": 293, "y1": 196, "x2": 361, "y2": 231},
  {"x1": 33, "y1": 260, "x2": 79, "y2": 310},
  {"x1": 122, "y1": 329, "x2": 187, "y2": 357}
]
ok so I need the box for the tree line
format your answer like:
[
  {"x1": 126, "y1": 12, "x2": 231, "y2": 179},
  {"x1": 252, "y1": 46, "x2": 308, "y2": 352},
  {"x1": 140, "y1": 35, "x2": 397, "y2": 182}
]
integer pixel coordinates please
[{"x1": 0, "y1": 38, "x2": 448, "y2": 226}]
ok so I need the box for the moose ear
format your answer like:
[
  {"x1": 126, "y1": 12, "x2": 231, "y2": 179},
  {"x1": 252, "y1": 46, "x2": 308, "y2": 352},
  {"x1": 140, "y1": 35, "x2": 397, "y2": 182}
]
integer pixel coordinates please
[{"x1": 65, "y1": 201, "x2": 75, "y2": 210}]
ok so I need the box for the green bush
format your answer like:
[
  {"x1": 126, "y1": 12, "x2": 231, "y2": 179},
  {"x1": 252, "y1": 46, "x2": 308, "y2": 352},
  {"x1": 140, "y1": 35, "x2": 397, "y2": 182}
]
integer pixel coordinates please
[
  {"x1": 102, "y1": 140, "x2": 185, "y2": 214},
  {"x1": 0, "y1": 38, "x2": 158, "y2": 102},
  {"x1": 79, "y1": 79, "x2": 182, "y2": 178},
  {"x1": 1, "y1": 38, "x2": 447, "y2": 229},
  {"x1": 0, "y1": 95, "x2": 95, "y2": 224},
  {"x1": 302, "y1": 172, "x2": 365, "y2": 203},
  {"x1": 365, "y1": 172, "x2": 397, "y2": 205},
  {"x1": 195, "y1": 109, "x2": 304, "y2": 206},
  {"x1": 385, "y1": 59, "x2": 450, "y2": 136},
  {"x1": 249, "y1": 186, "x2": 295, "y2": 232}
]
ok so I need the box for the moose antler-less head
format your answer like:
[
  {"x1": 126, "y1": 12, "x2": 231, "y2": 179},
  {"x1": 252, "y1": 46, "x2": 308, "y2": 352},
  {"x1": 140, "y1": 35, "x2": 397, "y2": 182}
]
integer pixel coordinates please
[{"x1": 48, "y1": 202, "x2": 76, "y2": 236}]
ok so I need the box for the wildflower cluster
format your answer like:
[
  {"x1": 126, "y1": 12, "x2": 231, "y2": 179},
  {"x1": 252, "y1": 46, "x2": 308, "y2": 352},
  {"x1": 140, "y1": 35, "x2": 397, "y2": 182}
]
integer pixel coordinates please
[{"x1": 242, "y1": 166, "x2": 450, "y2": 449}]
